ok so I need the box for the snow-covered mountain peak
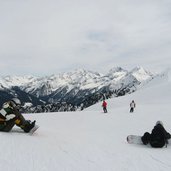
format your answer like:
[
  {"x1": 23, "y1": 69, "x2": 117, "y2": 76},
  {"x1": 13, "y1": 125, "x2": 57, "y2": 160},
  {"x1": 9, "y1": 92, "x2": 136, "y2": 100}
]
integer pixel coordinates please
[
  {"x1": 0, "y1": 75, "x2": 38, "y2": 89},
  {"x1": 108, "y1": 66, "x2": 127, "y2": 73},
  {"x1": 130, "y1": 66, "x2": 153, "y2": 82},
  {"x1": 106, "y1": 67, "x2": 128, "y2": 81},
  {"x1": 56, "y1": 69, "x2": 102, "y2": 87},
  {"x1": 130, "y1": 66, "x2": 151, "y2": 74},
  {"x1": 69, "y1": 68, "x2": 102, "y2": 78},
  {"x1": 0, "y1": 67, "x2": 155, "y2": 91},
  {"x1": 0, "y1": 67, "x2": 157, "y2": 104}
]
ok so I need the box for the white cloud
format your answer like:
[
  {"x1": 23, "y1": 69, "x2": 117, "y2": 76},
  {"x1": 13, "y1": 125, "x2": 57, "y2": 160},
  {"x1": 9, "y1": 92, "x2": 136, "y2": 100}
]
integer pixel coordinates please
[{"x1": 0, "y1": 0, "x2": 171, "y2": 75}]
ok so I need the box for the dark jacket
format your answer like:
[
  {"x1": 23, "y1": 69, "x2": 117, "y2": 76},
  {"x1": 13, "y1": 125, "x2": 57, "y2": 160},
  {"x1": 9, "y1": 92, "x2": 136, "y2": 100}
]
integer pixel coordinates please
[{"x1": 150, "y1": 124, "x2": 171, "y2": 148}]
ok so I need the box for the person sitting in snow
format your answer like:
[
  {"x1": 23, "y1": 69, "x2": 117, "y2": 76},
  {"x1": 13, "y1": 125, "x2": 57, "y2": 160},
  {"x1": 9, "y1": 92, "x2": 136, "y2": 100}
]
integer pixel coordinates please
[
  {"x1": 130, "y1": 100, "x2": 136, "y2": 113},
  {"x1": 102, "y1": 100, "x2": 107, "y2": 113},
  {"x1": 141, "y1": 121, "x2": 171, "y2": 148},
  {"x1": 0, "y1": 98, "x2": 36, "y2": 133}
]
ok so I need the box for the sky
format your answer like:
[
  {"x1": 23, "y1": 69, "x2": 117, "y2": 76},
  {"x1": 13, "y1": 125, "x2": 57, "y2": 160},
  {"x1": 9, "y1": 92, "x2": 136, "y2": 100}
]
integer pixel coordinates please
[
  {"x1": 0, "y1": 69, "x2": 171, "y2": 171},
  {"x1": 0, "y1": 0, "x2": 171, "y2": 76}
]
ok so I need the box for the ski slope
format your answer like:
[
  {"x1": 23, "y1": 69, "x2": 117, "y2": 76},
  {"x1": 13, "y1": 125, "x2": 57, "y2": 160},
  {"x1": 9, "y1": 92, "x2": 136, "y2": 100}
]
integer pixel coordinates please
[{"x1": 0, "y1": 71, "x2": 171, "y2": 171}]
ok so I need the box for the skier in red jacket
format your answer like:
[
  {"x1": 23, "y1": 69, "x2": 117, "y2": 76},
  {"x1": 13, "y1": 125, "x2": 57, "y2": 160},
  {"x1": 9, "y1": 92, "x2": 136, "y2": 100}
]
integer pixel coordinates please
[{"x1": 102, "y1": 100, "x2": 107, "y2": 113}]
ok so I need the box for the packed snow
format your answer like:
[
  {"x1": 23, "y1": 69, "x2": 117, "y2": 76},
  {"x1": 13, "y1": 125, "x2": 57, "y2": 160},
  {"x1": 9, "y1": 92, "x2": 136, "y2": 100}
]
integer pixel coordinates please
[{"x1": 0, "y1": 70, "x2": 171, "y2": 171}]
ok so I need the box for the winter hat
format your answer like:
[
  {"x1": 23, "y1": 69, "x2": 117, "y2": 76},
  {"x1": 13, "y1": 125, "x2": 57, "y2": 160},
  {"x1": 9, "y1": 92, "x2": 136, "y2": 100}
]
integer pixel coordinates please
[{"x1": 156, "y1": 120, "x2": 163, "y2": 126}]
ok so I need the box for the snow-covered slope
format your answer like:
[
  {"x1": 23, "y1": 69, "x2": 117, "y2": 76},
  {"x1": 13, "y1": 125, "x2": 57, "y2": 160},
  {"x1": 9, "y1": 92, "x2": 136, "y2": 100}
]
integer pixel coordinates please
[{"x1": 0, "y1": 70, "x2": 171, "y2": 171}]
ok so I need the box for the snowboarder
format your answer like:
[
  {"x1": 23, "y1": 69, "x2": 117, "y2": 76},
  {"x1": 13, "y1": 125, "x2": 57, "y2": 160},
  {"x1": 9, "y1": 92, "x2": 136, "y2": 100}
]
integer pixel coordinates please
[
  {"x1": 130, "y1": 100, "x2": 136, "y2": 113},
  {"x1": 141, "y1": 121, "x2": 171, "y2": 148},
  {"x1": 102, "y1": 100, "x2": 107, "y2": 113},
  {"x1": 0, "y1": 98, "x2": 36, "y2": 133}
]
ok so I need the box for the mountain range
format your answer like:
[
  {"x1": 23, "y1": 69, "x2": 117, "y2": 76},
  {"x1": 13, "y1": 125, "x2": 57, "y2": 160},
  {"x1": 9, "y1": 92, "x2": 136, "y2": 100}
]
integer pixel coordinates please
[{"x1": 0, "y1": 66, "x2": 158, "y2": 112}]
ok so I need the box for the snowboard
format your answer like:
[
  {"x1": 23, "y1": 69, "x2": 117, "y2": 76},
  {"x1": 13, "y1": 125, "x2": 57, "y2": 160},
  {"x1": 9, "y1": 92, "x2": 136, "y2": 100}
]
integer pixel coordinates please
[
  {"x1": 29, "y1": 124, "x2": 39, "y2": 135},
  {"x1": 127, "y1": 135, "x2": 143, "y2": 145}
]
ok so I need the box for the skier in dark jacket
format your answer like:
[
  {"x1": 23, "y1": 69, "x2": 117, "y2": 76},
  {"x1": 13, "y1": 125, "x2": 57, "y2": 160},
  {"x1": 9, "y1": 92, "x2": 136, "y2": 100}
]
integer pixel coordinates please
[
  {"x1": 141, "y1": 121, "x2": 171, "y2": 148},
  {"x1": 0, "y1": 98, "x2": 36, "y2": 133}
]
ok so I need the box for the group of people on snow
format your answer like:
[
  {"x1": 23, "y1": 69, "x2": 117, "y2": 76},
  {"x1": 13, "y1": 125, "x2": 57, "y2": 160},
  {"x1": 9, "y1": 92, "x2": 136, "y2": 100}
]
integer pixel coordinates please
[
  {"x1": 0, "y1": 97, "x2": 170, "y2": 148},
  {"x1": 101, "y1": 99, "x2": 136, "y2": 113},
  {"x1": 101, "y1": 99, "x2": 171, "y2": 148}
]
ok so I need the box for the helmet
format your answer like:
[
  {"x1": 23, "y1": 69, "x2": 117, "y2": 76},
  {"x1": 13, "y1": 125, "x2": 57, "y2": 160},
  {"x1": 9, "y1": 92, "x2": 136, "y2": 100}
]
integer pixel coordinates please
[
  {"x1": 11, "y1": 98, "x2": 21, "y2": 109},
  {"x1": 156, "y1": 120, "x2": 163, "y2": 126}
]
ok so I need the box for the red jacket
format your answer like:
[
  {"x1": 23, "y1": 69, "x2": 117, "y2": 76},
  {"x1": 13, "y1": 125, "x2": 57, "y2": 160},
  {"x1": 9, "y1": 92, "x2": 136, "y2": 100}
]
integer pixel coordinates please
[{"x1": 102, "y1": 101, "x2": 107, "y2": 107}]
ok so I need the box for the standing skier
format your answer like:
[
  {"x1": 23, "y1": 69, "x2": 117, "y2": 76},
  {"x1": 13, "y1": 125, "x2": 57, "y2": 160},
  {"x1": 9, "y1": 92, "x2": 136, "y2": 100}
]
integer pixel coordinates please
[
  {"x1": 130, "y1": 100, "x2": 136, "y2": 113},
  {"x1": 0, "y1": 98, "x2": 36, "y2": 133},
  {"x1": 141, "y1": 121, "x2": 171, "y2": 148},
  {"x1": 102, "y1": 100, "x2": 107, "y2": 113}
]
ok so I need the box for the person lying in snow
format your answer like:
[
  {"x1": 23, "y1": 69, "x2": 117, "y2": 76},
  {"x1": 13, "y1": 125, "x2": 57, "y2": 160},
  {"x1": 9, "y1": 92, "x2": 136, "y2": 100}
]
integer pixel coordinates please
[
  {"x1": 0, "y1": 98, "x2": 36, "y2": 133},
  {"x1": 141, "y1": 121, "x2": 171, "y2": 148}
]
